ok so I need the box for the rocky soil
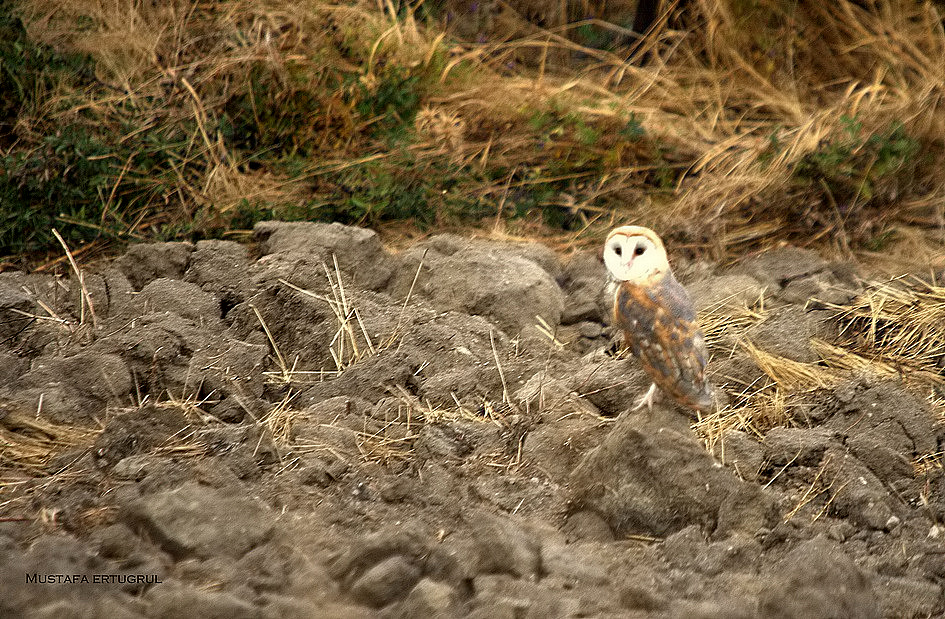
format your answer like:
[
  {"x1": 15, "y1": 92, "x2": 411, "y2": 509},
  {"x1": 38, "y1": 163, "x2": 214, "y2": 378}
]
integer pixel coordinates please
[{"x1": 0, "y1": 221, "x2": 943, "y2": 618}]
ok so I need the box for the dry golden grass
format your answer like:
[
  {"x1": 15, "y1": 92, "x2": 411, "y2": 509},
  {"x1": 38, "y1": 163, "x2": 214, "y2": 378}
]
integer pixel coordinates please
[
  {"x1": 439, "y1": 0, "x2": 945, "y2": 253},
  {"x1": 255, "y1": 384, "x2": 516, "y2": 471},
  {"x1": 0, "y1": 409, "x2": 98, "y2": 472},
  {"x1": 6, "y1": 0, "x2": 943, "y2": 259},
  {"x1": 818, "y1": 275, "x2": 945, "y2": 422},
  {"x1": 699, "y1": 295, "x2": 767, "y2": 351},
  {"x1": 248, "y1": 251, "x2": 514, "y2": 468},
  {"x1": 698, "y1": 272, "x2": 945, "y2": 456},
  {"x1": 261, "y1": 390, "x2": 298, "y2": 447},
  {"x1": 694, "y1": 300, "x2": 836, "y2": 453},
  {"x1": 694, "y1": 368, "x2": 823, "y2": 456},
  {"x1": 782, "y1": 453, "x2": 845, "y2": 524},
  {"x1": 741, "y1": 340, "x2": 840, "y2": 392},
  {"x1": 819, "y1": 276, "x2": 945, "y2": 379},
  {"x1": 694, "y1": 297, "x2": 787, "y2": 450}
]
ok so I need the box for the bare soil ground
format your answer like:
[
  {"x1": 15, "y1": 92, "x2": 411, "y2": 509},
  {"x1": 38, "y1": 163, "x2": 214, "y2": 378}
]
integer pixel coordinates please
[{"x1": 1, "y1": 222, "x2": 943, "y2": 618}]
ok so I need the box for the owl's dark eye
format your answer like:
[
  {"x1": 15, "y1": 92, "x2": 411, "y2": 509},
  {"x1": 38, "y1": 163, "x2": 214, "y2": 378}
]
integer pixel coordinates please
[
  {"x1": 613, "y1": 245, "x2": 622, "y2": 257},
  {"x1": 634, "y1": 245, "x2": 646, "y2": 256}
]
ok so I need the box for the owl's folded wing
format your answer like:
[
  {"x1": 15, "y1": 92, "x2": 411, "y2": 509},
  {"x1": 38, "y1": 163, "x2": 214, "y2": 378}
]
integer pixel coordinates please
[{"x1": 615, "y1": 280, "x2": 713, "y2": 411}]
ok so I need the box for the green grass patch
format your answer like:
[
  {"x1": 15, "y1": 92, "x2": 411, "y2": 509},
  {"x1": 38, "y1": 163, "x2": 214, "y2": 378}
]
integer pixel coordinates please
[{"x1": 793, "y1": 117, "x2": 920, "y2": 206}]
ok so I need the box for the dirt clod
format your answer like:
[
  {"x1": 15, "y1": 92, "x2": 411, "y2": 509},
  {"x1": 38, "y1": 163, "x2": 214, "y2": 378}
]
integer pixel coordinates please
[
  {"x1": 124, "y1": 482, "x2": 274, "y2": 560},
  {"x1": 759, "y1": 537, "x2": 880, "y2": 618},
  {"x1": 570, "y1": 414, "x2": 776, "y2": 538}
]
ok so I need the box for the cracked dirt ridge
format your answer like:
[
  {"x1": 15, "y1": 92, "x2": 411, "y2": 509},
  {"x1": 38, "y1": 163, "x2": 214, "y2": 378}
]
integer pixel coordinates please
[{"x1": 0, "y1": 221, "x2": 943, "y2": 617}]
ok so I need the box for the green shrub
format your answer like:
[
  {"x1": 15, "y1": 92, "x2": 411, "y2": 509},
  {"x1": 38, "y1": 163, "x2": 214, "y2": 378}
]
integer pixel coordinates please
[
  {"x1": 0, "y1": 125, "x2": 114, "y2": 253},
  {"x1": 0, "y1": 4, "x2": 94, "y2": 142},
  {"x1": 793, "y1": 116, "x2": 920, "y2": 205},
  {"x1": 351, "y1": 67, "x2": 422, "y2": 142}
]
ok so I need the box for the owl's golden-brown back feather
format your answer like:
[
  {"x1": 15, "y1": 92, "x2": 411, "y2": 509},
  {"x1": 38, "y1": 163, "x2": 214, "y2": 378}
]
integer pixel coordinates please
[{"x1": 613, "y1": 274, "x2": 713, "y2": 412}]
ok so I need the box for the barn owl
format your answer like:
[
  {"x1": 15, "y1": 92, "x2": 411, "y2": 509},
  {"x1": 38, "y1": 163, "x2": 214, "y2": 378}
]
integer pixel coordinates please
[{"x1": 603, "y1": 226, "x2": 714, "y2": 412}]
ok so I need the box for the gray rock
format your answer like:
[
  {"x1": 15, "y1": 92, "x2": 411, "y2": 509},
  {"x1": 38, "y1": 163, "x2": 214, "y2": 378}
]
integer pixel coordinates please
[
  {"x1": 424, "y1": 539, "x2": 479, "y2": 585},
  {"x1": 116, "y1": 242, "x2": 194, "y2": 290},
  {"x1": 299, "y1": 349, "x2": 419, "y2": 406},
  {"x1": 668, "y1": 598, "x2": 756, "y2": 619},
  {"x1": 0, "y1": 351, "x2": 28, "y2": 386},
  {"x1": 827, "y1": 380, "x2": 938, "y2": 475},
  {"x1": 0, "y1": 535, "x2": 134, "y2": 616},
  {"x1": 0, "y1": 276, "x2": 36, "y2": 340},
  {"x1": 18, "y1": 352, "x2": 132, "y2": 423},
  {"x1": 570, "y1": 413, "x2": 776, "y2": 538},
  {"x1": 619, "y1": 583, "x2": 666, "y2": 611},
  {"x1": 111, "y1": 455, "x2": 154, "y2": 481},
  {"x1": 193, "y1": 336, "x2": 270, "y2": 400},
  {"x1": 514, "y1": 370, "x2": 601, "y2": 423},
  {"x1": 90, "y1": 309, "x2": 268, "y2": 404},
  {"x1": 328, "y1": 528, "x2": 430, "y2": 586},
  {"x1": 414, "y1": 422, "x2": 500, "y2": 462},
  {"x1": 846, "y1": 420, "x2": 916, "y2": 486},
  {"x1": 559, "y1": 251, "x2": 608, "y2": 325},
  {"x1": 763, "y1": 427, "x2": 838, "y2": 466},
  {"x1": 377, "y1": 476, "x2": 418, "y2": 503},
  {"x1": 561, "y1": 301, "x2": 600, "y2": 325},
  {"x1": 779, "y1": 273, "x2": 850, "y2": 304},
  {"x1": 254, "y1": 221, "x2": 395, "y2": 291},
  {"x1": 123, "y1": 482, "x2": 274, "y2": 559},
  {"x1": 687, "y1": 273, "x2": 767, "y2": 312},
  {"x1": 30, "y1": 598, "x2": 144, "y2": 619},
  {"x1": 387, "y1": 240, "x2": 564, "y2": 336},
  {"x1": 514, "y1": 371, "x2": 570, "y2": 410},
  {"x1": 397, "y1": 578, "x2": 458, "y2": 618},
  {"x1": 541, "y1": 541, "x2": 610, "y2": 586},
  {"x1": 184, "y1": 240, "x2": 253, "y2": 303},
  {"x1": 730, "y1": 246, "x2": 830, "y2": 292},
  {"x1": 145, "y1": 580, "x2": 259, "y2": 619},
  {"x1": 92, "y1": 404, "x2": 189, "y2": 467},
  {"x1": 82, "y1": 268, "x2": 137, "y2": 321},
  {"x1": 759, "y1": 537, "x2": 879, "y2": 618},
  {"x1": 561, "y1": 511, "x2": 614, "y2": 543},
  {"x1": 349, "y1": 555, "x2": 422, "y2": 607},
  {"x1": 403, "y1": 233, "x2": 562, "y2": 279},
  {"x1": 493, "y1": 239, "x2": 562, "y2": 280},
  {"x1": 822, "y1": 449, "x2": 898, "y2": 530},
  {"x1": 207, "y1": 397, "x2": 249, "y2": 423},
  {"x1": 715, "y1": 430, "x2": 764, "y2": 482},
  {"x1": 466, "y1": 511, "x2": 540, "y2": 579},
  {"x1": 521, "y1": 417, "x2": 609, "y2": 482},
  {"x1": 576, "y1": 321, "x2": 603, "y2": 338},
  {"x1": 94, "y1": 523, "x2": 140, "y2": 559},
  {"x1": 298, "y1": 456, "x2": 349, "y2": 487},
  {"x1": 874, "y1": 576, "x2": 943, "y2": 618},
  {"x1": 746, "y1": 306, "x2": 836, "y2": 363},
  {"x1": 136, "y1": 278, "x2": 221, "y2": 322},
  {"x1": 260, "y1": 595, "x2": 372, "y2": 619},
  {"x1": 470, "y1": 574, "x2": 602, "y2": 617},
  {"x1": 565, "y1": 357, "x2": 649, "y2": 416},
  {"x1": 661, "y1": 527, "x2": 761, "y2": 576},
  {"x1": 827, "y1": 521, "x2": 856, "y2": 542}
]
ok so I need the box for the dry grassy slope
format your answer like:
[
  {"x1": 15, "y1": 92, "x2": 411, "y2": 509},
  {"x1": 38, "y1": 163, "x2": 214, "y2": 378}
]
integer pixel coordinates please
[
  {"x1": 1, "y1": 0, "x2": 943, "y2": 269},
  {"x1": 0, "y1": 222, "x2": 944, "y2": 616}
]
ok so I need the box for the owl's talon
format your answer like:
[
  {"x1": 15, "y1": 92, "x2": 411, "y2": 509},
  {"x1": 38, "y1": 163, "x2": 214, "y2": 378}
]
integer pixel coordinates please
[{"x1": 633, "y1": 383, "x2": 657, "y2": 411}]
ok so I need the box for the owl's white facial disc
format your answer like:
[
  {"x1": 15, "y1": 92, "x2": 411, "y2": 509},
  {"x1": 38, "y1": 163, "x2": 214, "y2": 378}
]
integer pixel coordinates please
[{"x1": 604, "y1": 234, "x2": 667, "y2": 282}]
